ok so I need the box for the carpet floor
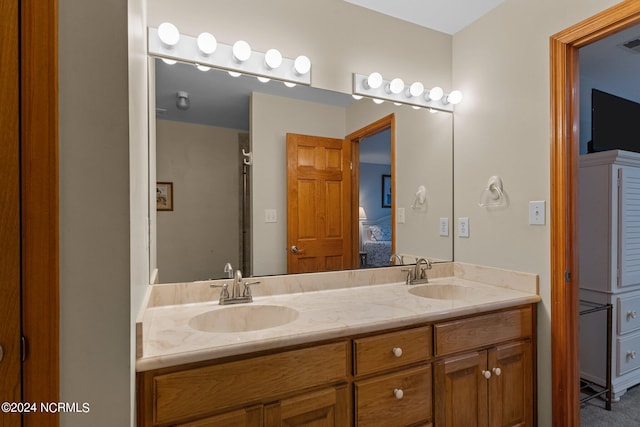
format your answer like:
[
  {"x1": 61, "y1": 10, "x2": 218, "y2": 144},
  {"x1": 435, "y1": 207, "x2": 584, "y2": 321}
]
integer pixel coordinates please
[{"x1": 581, "y1": 383, "x2": 640, "y2": 426}]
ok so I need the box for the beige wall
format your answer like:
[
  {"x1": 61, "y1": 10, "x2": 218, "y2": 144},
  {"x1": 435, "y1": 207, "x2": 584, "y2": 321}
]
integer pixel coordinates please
[
  {"x1": 59, "y1": 0, "x2": 136, "y2": 425},
  {"x1": 452, "y1": 0, "x2": 620, "y2": 423},
  {"x1": 156, "y1": 120, "x2": 242, "y2": 282}
]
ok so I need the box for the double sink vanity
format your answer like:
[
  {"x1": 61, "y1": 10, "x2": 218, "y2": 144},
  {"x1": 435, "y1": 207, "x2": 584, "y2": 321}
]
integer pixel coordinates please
[{"x1": 136, "y1": 262, "x2": 540, "y2": 427}]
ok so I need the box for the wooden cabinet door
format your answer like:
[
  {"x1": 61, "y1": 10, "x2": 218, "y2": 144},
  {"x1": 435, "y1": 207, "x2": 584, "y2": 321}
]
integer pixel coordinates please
[
  {"x1": 176, "y1": 406, "x2": 262, "y2": 427},
  {"x1": 434, "y1": 351, "x2": 488, "y2": 427},
  {"x1": 488, "y1": 341, "x2": 533, "y2": 427},
  {"x1": 264, "y1": 385, "x2": 350, "y2": 427}
]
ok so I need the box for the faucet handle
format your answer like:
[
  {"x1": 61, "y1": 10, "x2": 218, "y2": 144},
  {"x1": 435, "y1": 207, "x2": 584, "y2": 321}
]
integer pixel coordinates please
[
  {"x1": 210, "y1": 283, "x2": 230, "y2": 300},
  {"x1": 242, "y1": 280, "x2": 261, "y2": 298}
]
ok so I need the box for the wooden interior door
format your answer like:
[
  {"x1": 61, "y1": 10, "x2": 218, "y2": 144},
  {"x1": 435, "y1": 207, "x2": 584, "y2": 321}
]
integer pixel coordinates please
[
  {"x1": 0, "y1": 0, "x2": 22, "y2": 425},
  {"x1": 286, "y1": 133, "x2": 352, "y2": 274}
]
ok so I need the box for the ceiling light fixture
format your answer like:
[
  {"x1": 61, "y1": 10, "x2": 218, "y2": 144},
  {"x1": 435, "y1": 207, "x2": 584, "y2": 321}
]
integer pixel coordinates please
[
  {"x1": 148, "y1": 26, "x2": 312, "y2": 86},
  {"x1": 176, "y1": 91, "x2": 190, "y2": 111},
  {"x1": 352, "y1": 73, "x2": 461, "y2": 112}
]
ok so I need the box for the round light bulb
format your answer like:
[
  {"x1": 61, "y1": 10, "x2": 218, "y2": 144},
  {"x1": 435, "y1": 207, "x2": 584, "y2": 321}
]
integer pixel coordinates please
[
  {"x1": 352, "y1": 94, "x2": 363, "y2": 100},
  {"x1": 412, "y1": 106, "x2": 421, "y2": 110},
  {"x1": 257, "y1": 76, "x2": 270, "y2": 83},
  {"x1": 386, "y1": 78, "x2": 404, "y2": 95},
  {"x1": 197, "y1": 32, "x2": 217, "y2": 56},
  {"x1": 233, "y1": 40, "x2": 251, "y2": 62},
  {"x1": 428, "y1": 86, "x2": 444, "y2": 101},
  {"x1": 161, "y1": 58, "x2": 177, "y2": 65},
  {"x1": 158, "y1": 22, "x2": 180, "y2": 48},
  {"x1": 408, "y1": 82, "x2": 424, "y2": 97},
  {"x1": 284, "y1": 81, "x2": 297, "y2": 88},
  {"x1": 228, "y1": 71, "x2": 242, "y2": 77},
  {"x1": 294, "y1": 55, "x2": 311, "y2": 75},
  {"x1": 265, "y1": 49, "x2": 283, "y2": 70},
  {"x1": 447, "y1": 90, "x2": 463, "y2": 105},
  {"x1": 196, "y1": 64, "x2": 210, "y2": 72},
  {"x1": 372, "y1": 98, "x2": 384, "y2": 104},
  {"x1": 365, "y1": 72, "x2": 383, "y2": 90}
]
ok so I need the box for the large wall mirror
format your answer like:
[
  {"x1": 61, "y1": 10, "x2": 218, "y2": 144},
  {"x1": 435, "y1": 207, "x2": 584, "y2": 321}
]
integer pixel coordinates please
[{"x1": 151, "y1": 59, "x2": 453, "y2": 283}]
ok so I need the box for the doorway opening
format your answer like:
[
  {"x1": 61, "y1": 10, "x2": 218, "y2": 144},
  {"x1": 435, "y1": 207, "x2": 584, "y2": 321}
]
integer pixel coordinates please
[{"x1": 550, "y1": 1, "x2": 640, "y2": 425}]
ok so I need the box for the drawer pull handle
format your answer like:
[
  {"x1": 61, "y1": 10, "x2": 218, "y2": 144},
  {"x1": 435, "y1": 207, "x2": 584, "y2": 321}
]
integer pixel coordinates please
[
  {"x1": 492, "y1": 367, "x2": 502, "y2": 376},
  {"x1": 393, "y1": 388, "x2": 404, "y2": 400},
  {"x1": 392, "y1": 347, "x2": 403, "y2": 358},
  {"x1": 482, "y1": 370, "x2": 491, "y2": 379},
  {"x1": 628, "y1": 311, "x2": 638, "y2": 320},
  {"x1": 628, "y1": 350, "x2": 637, "y2": 360}
]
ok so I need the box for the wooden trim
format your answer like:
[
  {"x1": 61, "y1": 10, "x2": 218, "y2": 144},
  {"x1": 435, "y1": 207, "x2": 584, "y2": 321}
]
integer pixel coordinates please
[
  {"x1": 549, "y1": 1, "x2": 640, "y2": 425},
  {"x1": 0, "y1": 0, "x2": 22, "y2": 425},
  {"x1": 346, "y1": 114, "x2": 396, "y2": 265},
  {"x1": 21, "y1": 0, "x2": 59, "y2": 425}
]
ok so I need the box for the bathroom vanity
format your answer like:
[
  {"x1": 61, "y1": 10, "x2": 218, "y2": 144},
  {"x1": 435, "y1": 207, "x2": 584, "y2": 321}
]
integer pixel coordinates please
[{"x1": 136, "y1": 263, "x2": 539, "y2": 427}]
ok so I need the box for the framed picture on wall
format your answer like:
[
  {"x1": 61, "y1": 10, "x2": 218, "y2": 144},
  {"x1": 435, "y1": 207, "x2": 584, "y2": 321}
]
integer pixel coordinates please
[
  {"x1": 381, "y1": 174, "x2": 391, "y2": 208},
  {"x1": 157, "y1": 182, "x2": 173, "y2": 211}
]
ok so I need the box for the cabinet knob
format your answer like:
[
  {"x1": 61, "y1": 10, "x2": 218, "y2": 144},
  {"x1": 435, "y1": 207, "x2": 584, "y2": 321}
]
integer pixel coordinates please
[
  {"x1": 392, "y1": 347, "x2": 403, "y2": 358},
  {"x1": 492, "y1": 367, "x2": 502, "y2": 376},
  {"x1": 482, "y1": 370, "x2": 491, "y2": 379},
  {"x1": 393, "y1": 388, "x2": 404, "y2": 400},
  {"x1": 628, "y1": 310, "x2": 638, "y2": 320},
  {"x1": 628, "y1": 350, "x2": 637, "y2": 360}
]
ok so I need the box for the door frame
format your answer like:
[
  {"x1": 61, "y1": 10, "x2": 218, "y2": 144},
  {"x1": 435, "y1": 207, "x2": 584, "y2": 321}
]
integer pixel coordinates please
[
  {"x1": 22, "y1": 1, "x2": 60, "y2": 425},
  {"x1": 346, "y1": 114, "x2": 396, "y2": 267},
  {"x1": 550, "y1": 1, "x2": 640, "y2": 425}
]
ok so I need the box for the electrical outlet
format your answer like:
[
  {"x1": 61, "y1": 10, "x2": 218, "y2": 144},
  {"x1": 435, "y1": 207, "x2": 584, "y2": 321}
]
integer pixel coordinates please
[
  {"x1": 264, "y1": 209, "x2": 277, "y2": 223},
  {"x1": 458, "y1": 217, "x2": 469, "y2": 238},
  {"x1": 439, "y1": 218, "x2": 449, "y2": 236},
  {"x1": 529, "y1": 201, "x2": 545, "y2": 225}
]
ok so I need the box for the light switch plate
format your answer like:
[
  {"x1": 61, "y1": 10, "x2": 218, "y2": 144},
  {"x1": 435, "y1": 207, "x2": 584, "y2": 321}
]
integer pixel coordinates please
[
  {"x1": 529, "y1": 201, "x2": 545, "y2": 225},
  {"x1": 458, "y1": 217, "x2": 469, "y2": 238},
  {"x1": 439, "y1": 218, "x2": 449, "y2": 236},
  {"x1": 397, "y1": 207, "x2": 405, "y2": 224},
  {"x1": 264, "y1": 209, "x2": 277, "y2": 223}
]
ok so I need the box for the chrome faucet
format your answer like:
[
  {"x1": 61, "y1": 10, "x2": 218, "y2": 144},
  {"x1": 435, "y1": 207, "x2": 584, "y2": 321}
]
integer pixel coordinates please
[
  {"x1": 211, "y1": 266, "x2": 261, "y2": 305},
  {"x1": 390, "y1": 253, "x2": 404, "y2": 265},
  {"x1": 413, "y1": 258, "x2": 432, "y2": 284}
]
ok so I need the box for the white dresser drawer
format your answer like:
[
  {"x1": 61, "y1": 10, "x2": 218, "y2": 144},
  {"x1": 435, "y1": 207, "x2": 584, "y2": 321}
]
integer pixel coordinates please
[
  {"x1": 618, "y1": 296, "x2": 640, "y2": 334},
  {"x1": 617, "y1": 333, "x2": 640, "y2": 375}
]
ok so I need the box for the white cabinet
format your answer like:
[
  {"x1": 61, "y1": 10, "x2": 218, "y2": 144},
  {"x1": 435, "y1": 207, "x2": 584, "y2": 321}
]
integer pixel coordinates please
[{"x1": 579, "y1": 149, "x2": 640, "y2": 399}]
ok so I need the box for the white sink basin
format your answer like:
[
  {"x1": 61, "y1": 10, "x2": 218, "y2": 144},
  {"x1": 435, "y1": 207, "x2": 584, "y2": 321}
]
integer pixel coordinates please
[
  {"x1": 189, "y1": 305, "x2": 299, "y2": 333},
  {"x1": 408, "y1": 284, "x2": 482, "y2": 300}
]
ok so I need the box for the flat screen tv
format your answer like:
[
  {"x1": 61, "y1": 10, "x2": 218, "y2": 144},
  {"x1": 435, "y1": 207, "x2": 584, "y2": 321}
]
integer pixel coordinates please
[{"x1": 589, "y1": 89, "x2": 640, "y2": 153}]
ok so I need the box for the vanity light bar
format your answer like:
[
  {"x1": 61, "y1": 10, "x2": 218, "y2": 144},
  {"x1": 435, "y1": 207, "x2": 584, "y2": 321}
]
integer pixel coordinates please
[
  {"x1": 148, "y1": 26, "x2": 312, "y2": 86},
  {"x1": 352, "y1": 73, "x2": 460, "y2": 113}
]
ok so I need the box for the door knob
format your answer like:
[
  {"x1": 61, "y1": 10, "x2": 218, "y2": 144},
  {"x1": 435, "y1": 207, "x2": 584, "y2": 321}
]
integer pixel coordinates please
[{"x1": 290, "y1": 245, "x2": 304, "y2": 254}]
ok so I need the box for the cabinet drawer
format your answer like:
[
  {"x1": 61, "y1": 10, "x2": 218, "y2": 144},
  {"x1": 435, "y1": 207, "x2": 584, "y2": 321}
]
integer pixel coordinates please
[
  {"x1": 353, "y1": 326, "x2": 432, "y2": 376},
  {"x1": 618, "y1": 333, "x2": 640, "y2": 375},
  {"x1": 153, "y1": 341, "x2": 348, "y2": 425},
  {"x1": 434, "y1": 307, "x2": 532, "y2": 356},
  {"x1": 355, "y1": 365, "x2": 432, "y2": 427},
  {"x1": 618, "y1": 295, "x2": 640, "y2": 334}
]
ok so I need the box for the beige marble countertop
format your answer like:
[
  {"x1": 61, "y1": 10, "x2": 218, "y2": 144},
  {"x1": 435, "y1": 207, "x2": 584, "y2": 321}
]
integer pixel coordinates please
[{"x1": 137, "y1": 263, "x2": 540, "y2": 372}]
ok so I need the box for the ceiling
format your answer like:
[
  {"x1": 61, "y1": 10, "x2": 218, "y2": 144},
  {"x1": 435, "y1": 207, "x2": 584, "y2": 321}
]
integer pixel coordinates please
[{"x1": 344, "y1": 0, "x2": 506, "y2": 35}]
